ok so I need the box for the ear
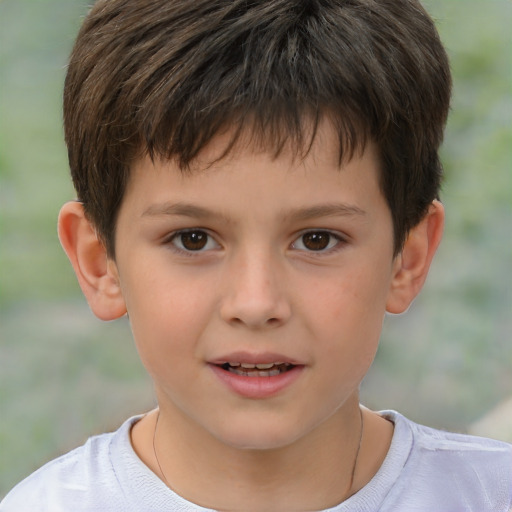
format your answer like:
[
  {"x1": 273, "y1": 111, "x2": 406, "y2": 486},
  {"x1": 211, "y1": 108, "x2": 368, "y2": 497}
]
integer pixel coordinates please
[
  {"x1": 386, "y1": 200, "x2": 444, "y2": 314},
  {"x1": 58, "y1": 201, "x2": 127, "y2": 321}
]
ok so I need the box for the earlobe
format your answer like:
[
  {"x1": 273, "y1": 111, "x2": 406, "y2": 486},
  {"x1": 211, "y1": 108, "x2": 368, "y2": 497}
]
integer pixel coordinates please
[
  {"x1": 386, "y1": 200, "x2": 444, "y2": 314},
  {"x1": 58, "y1": 201, "x2": 127, "y2": 321}
]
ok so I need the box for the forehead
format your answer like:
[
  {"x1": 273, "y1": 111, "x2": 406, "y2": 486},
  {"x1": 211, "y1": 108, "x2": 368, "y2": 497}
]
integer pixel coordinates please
[{"x1": 121, "y1": 120, "x2": 385, "y2": 225}]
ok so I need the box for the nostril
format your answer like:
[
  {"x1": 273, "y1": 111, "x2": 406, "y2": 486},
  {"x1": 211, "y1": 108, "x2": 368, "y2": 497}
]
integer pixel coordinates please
[
  {"x1": 225, "y1": 316, "x2": 282, "y2": 331},
  {"x1": 220, "y1": 293, "x2": 292, "y2": 328}
]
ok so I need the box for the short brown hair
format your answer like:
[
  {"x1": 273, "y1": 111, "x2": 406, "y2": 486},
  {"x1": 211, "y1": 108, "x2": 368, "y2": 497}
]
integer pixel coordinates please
[{"x1": 64, "y1": 0, "x2": 451, "y2": 257}]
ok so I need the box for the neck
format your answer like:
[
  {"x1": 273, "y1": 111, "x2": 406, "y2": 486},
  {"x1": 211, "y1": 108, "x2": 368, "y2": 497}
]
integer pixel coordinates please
[{"x1": 132, "y1": 396, "x2": 382, "y2": 511}]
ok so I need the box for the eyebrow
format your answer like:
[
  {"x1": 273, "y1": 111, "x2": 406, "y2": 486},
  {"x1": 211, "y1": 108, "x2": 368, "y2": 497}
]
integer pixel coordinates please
[
  {"x1": 142, "y1": 201, "x2": 366, "y2": 222},
  {"x1": 283, "y1": 203, "x2": 367, "y2": 222},
  {"x1": 142, "y1": 202, "x2": 230, "y2": 222}
]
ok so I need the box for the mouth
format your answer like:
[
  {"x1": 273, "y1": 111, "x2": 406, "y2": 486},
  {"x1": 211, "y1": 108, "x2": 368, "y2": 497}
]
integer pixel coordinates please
[
  {"x1": 209, "y1": 358, "x2": 304, "y2": 398},
  {"x1": 216, "y1": 362, "x2": 295, "y2": 377}
]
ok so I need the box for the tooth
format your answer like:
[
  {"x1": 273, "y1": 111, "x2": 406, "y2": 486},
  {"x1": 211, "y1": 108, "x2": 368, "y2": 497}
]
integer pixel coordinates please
[
  {"x1": 227, "y1": 366, "x2": 286, "y2": 377},
  {"x1": 228, "y1": 362, "x2": 241, "y2": 367},
  {"x1": 255, "y1": 363, "x2": 274, "y2": 369},
  {"x1": 241, "y1": 363, "x2": 256, "y2": 369}
]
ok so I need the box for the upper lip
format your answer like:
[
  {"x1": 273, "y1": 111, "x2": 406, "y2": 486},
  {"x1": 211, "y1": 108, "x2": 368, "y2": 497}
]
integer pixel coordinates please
[{"x1": 209, "y1": 351, "x2": 302, "y2": 366}]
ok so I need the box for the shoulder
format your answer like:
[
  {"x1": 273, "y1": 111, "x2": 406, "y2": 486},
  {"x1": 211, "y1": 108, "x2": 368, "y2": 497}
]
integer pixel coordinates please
[
  {"x1": 0, "y1": 416, "x2": 142, "y2": 512},
  {"x1": 382, "y1": 411, "x2": 512, "y2": 512}
]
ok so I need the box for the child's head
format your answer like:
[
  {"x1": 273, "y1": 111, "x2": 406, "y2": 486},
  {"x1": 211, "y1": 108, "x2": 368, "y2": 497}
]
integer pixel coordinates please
[
  {"x1": 58, "y1": 0, "x2": 449, "y2": 455},
  {"x1": 63, "y1": 0, "x2": 451, "y2": 258}
]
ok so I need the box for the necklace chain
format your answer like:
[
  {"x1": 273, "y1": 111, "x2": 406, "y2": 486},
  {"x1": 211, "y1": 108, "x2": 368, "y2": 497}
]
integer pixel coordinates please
[
  {"x1": 153, "y1": 411, "x2": 170, "y2": 487},
  {"x1": 153, "y1": 405, "x2": 364, "y2": 499},
  {"x1": 347, "y1": 405, "x2": 364, "y2": 496}
]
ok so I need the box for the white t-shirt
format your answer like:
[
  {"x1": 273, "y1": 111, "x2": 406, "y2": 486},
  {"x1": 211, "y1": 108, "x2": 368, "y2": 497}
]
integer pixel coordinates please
[{"x1": 2, "y1": 411, "x2": 511, "y2": 511}]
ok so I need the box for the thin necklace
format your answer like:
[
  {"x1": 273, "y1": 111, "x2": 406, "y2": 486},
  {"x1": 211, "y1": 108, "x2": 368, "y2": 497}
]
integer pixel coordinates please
[
  {"x1": 347, "y1": 405, "x2": 364, "y2": 497},
  {"x1": 153, "y1": 405, "x2": 364, "y2": 499},
  {"x1": 153, "y1": 410, "x2": 170, "y2": 487}
]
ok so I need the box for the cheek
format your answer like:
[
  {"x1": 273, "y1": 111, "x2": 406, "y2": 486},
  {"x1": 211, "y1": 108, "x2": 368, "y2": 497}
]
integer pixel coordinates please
[
  {"x1": 305, "y1": 266, "x2": 389, "y2": 361},
  {"x1": 310, "y1": 265, "x2": 389, "y2": 324},
  {"x1": 121, "y1": 268, "x2": 215, "y2": 369}
]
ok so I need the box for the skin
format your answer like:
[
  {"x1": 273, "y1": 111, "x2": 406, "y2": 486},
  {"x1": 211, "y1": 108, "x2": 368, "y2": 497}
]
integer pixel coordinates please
[{"x1": 59, "y1": 121, "x2": 444, "y2": 510}]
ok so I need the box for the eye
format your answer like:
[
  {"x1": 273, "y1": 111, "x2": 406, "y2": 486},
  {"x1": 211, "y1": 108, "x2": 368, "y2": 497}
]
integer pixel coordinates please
[
  {"x1": 169, "y1": 230, "x2": 219, "y2": 252},
  {"x1": 292, "y1": 231, "x2": 344, "y2": 252}
]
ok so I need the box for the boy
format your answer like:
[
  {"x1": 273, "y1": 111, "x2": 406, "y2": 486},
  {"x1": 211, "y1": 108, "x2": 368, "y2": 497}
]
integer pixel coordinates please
[{"x1": 2, "y1": 0, "x2": 511, "y2": 510}]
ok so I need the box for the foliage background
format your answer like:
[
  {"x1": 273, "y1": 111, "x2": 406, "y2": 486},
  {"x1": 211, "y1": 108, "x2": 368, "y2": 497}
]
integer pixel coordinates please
[{"x1": 0, "y1": 0, "x2": 511, "y2": 497}]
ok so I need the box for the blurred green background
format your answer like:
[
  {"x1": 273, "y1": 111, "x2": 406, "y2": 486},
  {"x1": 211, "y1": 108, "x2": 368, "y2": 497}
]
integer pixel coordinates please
[{"x1": 0, "y1": 0, "x2": 511, "y2": 497}]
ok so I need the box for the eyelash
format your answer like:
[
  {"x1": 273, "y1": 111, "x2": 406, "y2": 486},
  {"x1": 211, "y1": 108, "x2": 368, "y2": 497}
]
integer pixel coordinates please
[
  {"x1": 166, "y1": 229, "x2": 220, "y2": 256},
  {"x1": 291, "y1": 230, "x2": 347, "y2": 254},
  {"x1": 165, "y1": 229, "x2": 347, "y2": 255}
]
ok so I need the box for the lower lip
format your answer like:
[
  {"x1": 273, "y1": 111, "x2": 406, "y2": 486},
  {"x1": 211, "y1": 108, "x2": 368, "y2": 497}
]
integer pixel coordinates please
[{"x1": 209, "y1": 364, "x2": 304, "y2": 399}]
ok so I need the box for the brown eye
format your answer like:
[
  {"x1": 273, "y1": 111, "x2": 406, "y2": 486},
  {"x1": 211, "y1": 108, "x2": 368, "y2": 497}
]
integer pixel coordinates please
[
  {"x1": 180, "y1": 231, "x2": 207, "y2": 250},
  {"x1": 301, "y1": 232, "x2": 332, "y2": 251},
  {"x1": 292, "y1": 231, "x2": 342, "y2": 252},
  {"x1": 171, "y1": 230, "x2": 218, "y2": 252}
]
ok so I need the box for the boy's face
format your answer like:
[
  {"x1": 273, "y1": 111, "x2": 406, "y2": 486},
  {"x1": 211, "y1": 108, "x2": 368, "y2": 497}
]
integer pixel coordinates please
[{"x1": 111, "y1": 123, "x2": 400, "y2": 450}]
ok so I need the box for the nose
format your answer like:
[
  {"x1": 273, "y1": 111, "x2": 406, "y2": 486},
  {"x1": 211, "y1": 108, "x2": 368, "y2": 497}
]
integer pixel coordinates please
[{"x1": 219, "y1": 249, "x2": 292, "y2": 330}]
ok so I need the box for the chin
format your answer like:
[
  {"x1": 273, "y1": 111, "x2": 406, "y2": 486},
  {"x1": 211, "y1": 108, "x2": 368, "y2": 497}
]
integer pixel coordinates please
[{"x1": 210, "y1": 420, "x2": 308, "y2": 452}]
